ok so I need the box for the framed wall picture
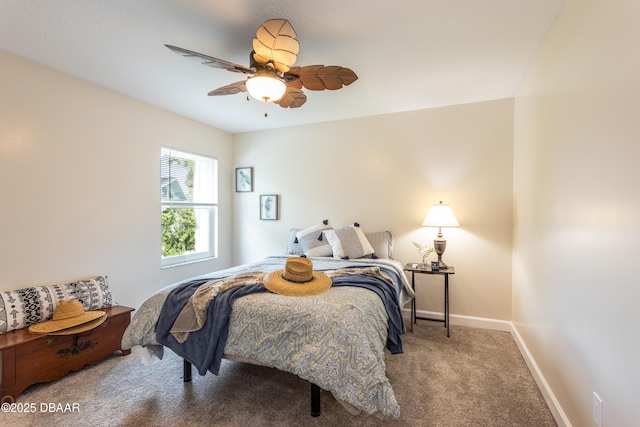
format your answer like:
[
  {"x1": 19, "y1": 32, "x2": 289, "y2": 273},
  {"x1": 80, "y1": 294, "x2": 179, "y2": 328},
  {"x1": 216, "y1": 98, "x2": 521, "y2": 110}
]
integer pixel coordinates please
[
  {"x1": 236, "y1": 167, "x2": 253, "y2": 192},
  {"x1": 260, "y1": 194, "x2": 278, "y2": 220}
]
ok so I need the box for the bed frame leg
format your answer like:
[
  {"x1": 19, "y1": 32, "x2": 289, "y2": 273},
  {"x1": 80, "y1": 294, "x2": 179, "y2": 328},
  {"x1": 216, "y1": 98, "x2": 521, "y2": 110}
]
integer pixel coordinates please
[
  {"x1": 311, "y1": 383, "x2": 321, "y2": 417},
  {"x1": 183, "y1": 359, "x2": 192, "y2": 382}
]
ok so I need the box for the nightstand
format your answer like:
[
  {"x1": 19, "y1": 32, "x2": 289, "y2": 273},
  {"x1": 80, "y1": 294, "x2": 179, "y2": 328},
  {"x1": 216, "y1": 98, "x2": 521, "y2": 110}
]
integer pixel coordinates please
[{"x1": 404, "y1": 264, "x2": 455, "y2": 337}]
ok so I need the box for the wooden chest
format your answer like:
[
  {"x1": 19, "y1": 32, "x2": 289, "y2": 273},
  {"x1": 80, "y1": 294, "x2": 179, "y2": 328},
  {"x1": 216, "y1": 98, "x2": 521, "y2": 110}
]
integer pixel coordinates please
[{"x1": 0, "y1": 305, "x2": 134, "y2": 401}]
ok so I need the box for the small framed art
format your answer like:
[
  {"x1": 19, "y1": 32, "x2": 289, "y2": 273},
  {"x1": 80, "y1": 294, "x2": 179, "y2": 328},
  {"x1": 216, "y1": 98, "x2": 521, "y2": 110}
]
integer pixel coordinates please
[
  {"x1": 260, "y1": 194, "x2": 278, "y2": 220},
  {"x1": 236, "y1": 167, "x2": 253, "y2": 192}
]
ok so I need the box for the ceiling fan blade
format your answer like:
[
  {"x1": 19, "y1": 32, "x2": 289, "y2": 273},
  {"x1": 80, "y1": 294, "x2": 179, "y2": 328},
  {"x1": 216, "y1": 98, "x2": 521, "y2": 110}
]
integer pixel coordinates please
[
  {"x1": 207, "y1": 81, "x2": 247, "y2": 96},
  {"x1": 165, "y1": 44, "x2": 253, "y2": 74},
  {"x1": 252, "y1": 19, "x2": 299, "y2": 73},
  {"x1": 274, "y1": 86, "x2": 307, "y2": 108},
  {"x1": 286, "y1": 65, "x2": 358, "y2": 91},
  {"x1": 284, "y1": 77, "x2": 303, "y2": 89}
]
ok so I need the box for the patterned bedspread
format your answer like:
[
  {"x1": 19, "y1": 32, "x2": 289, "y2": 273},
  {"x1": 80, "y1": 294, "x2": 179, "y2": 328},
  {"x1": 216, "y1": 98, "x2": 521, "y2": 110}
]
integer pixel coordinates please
[{"x1": 121, "y1": 256, "x2": 414, "y2": 419}]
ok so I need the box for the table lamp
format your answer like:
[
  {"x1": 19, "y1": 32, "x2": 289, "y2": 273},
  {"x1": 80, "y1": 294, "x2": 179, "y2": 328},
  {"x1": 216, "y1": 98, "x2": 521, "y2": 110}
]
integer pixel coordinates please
[{"x1": 422, "y1": 201, "x2": 459, "y2": 269}]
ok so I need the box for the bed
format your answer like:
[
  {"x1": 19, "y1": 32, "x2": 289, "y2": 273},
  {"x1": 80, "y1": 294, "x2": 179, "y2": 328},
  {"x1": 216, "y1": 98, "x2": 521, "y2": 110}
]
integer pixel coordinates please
[{"x1": 121, "y1": 226, "x2": 414, "y2": 420}]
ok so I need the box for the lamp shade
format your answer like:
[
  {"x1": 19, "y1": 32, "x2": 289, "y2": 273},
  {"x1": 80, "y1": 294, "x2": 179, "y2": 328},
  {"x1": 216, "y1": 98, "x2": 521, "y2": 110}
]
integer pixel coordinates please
[
  {"x1": 422, "y1": 201, "x2": 460, "y2": 228},
  {"x1": 246, "y1": 72, "x2": 287, "y2": 102}
]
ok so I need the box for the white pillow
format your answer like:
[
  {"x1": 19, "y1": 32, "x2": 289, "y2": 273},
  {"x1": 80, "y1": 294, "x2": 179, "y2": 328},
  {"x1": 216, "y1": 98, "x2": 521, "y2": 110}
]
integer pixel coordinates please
[
  {"x1": 324, "y1": 224, "x2": 375, "y2": 259},
  {"x1": 295, "y1": 220, "x2": 333, "y2": 257}
]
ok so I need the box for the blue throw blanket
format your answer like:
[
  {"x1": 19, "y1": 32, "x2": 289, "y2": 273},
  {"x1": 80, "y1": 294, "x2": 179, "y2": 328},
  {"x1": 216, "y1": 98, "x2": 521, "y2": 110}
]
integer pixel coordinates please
[
  {"x1": 155, "y1": 278, "x2": 265, "y2": 375},
  {"x1": 156, "y1": 272, "x2": 404, "y2": 376}
]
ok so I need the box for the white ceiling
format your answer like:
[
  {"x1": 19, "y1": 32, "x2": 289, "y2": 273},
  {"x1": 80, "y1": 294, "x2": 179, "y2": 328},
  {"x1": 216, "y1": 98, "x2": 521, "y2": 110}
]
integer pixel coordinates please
[{"x1": 0, "y1": 0, "x2": 566, "y2": 134}]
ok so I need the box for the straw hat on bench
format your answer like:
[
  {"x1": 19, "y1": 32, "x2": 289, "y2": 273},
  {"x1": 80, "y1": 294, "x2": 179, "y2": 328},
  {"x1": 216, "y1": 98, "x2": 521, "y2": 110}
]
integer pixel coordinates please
[{"x1": 28, "y1": 299, "x2": 106, "y2": 335}]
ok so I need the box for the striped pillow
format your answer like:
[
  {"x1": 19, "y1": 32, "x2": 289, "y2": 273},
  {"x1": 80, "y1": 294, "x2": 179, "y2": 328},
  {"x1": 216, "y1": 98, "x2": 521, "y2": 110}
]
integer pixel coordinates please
[
  {"x1": 295, "y1": 220, "x2": 333, "y2": 257},
  {"x1": 324, "y1": 223, "x2": 375, "y2": 259}
]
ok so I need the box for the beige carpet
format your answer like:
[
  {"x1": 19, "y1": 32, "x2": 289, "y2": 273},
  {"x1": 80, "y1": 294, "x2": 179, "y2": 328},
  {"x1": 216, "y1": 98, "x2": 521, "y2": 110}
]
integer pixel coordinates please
[{"x1": 4, "y1": 323, "x2": 556, "y2": 426}]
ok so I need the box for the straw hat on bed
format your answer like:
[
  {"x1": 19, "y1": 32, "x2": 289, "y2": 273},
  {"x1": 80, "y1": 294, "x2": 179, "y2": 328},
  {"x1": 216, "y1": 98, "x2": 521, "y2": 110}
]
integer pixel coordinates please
[
  {"x1": 28, "y1": 299, "x2": 106, "y2": 335},
  {"x1": 264, "y1": 257, "x2": 332, "y2": 296}
]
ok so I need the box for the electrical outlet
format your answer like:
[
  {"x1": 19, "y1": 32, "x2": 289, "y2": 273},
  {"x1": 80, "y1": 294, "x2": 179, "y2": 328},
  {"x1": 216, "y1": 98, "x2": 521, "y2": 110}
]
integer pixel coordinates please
[{"x1": 593, "y1": 392, "x2": 603, "y2": 427}]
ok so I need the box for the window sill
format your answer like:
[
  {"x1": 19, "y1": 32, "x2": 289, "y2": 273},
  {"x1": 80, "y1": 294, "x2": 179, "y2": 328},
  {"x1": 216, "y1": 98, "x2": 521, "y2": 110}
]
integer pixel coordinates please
[{"x1": 161, "y1": 256, "x2": 216, "y2": 270}]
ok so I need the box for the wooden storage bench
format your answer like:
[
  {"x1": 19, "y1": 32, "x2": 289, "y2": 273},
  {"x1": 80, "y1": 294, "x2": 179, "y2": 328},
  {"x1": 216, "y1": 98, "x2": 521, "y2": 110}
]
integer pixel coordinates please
[{"x1": 0, "y1": 305, "x2": 134, "y2": 401}]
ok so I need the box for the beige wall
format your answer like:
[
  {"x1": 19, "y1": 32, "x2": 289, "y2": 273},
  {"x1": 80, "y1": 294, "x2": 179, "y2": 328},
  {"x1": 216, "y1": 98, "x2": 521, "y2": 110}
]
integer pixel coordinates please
[
  {"x1": 513, "y1": 0, "x2": 640, "y2": 426},
  {"x1": 233, "y1": 100, "x2": 514, "y2": 323},
  {"x1": 0, "y1": 50, "x2": 234, "y2": 309}
]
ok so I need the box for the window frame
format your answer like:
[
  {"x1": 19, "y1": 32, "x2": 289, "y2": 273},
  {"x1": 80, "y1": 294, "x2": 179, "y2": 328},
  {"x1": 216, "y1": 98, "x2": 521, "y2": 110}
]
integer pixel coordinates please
[{"x1": 160, "y1": 147, "x2": 218, "y2": 268}]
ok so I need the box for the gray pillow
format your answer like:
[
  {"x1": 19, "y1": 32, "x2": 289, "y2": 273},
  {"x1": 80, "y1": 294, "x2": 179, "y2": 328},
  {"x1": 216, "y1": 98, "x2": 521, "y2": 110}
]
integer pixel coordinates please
[
  {"x1": 364, "y1": 231, "x2": 394, "y2": 259},
  {"x1": 295, "y1": 220, "x2": 333, "y2": 257}
]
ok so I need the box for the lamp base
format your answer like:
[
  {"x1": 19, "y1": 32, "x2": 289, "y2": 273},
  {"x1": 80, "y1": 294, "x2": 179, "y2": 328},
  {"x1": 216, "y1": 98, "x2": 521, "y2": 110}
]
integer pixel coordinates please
[
  {"x1": 436, "y1": 256, "x2": 449, "y2": 269},
  {"x1": 434, "y1": 235, "x2": 450, "y2": 269}
]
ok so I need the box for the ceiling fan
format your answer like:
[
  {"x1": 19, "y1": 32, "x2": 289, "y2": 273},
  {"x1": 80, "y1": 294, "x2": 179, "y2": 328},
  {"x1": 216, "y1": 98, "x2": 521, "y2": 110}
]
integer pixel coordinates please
[{"x1": 165, "y1": 19, "x2": 358, "y2": 110}]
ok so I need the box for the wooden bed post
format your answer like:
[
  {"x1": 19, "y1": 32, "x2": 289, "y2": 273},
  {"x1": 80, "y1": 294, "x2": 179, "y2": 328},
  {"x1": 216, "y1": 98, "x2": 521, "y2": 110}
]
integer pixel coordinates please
[{"x1": 311, "y1": 383, "x2": 321, "y2": 417}]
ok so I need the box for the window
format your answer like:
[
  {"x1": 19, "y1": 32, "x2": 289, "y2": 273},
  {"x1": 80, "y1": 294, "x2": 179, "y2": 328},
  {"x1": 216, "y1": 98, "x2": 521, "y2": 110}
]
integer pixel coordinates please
[{"x1": 160, "y1": 147, "x2": 218, "y2": 267}]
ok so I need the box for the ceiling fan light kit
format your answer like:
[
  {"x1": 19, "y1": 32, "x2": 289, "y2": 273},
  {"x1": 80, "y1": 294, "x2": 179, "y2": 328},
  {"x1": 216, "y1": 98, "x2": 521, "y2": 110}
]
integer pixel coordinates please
[
  {"x1": 166, "y1": 19, "x2": 357, "y2": 112},
  {"x1": 245, "y1": 71, "x2": 287, "y2": 102}
]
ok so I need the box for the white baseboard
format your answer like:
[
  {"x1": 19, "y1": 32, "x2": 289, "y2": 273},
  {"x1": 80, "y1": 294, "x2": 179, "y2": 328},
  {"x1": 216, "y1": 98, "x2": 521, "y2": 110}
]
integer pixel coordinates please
[
  {"x1": 404, "y1": 308, "x2": 570, "y2": 427},
  {"x1": 510, "y1": 324, "x2": 571, "y2": 427},
  {"x1": 404, "y1": 308, "x2": 512, "y2": 331}
]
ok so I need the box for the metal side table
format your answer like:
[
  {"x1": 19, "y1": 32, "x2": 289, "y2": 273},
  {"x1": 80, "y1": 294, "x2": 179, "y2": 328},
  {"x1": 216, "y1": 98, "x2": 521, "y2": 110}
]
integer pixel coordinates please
[{"x1": 404, "y1": 264, "x2": 455, "y2": 337}]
